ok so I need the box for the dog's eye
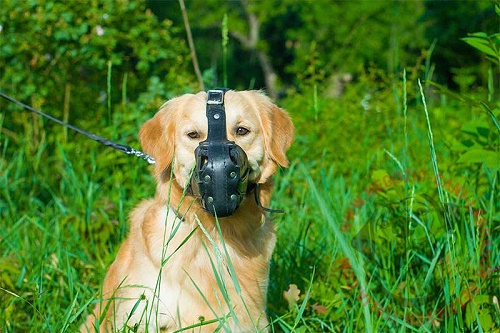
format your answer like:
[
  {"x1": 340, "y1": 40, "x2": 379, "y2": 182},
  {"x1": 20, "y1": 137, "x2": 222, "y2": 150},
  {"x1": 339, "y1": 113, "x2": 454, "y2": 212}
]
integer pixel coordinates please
[
  {"x1": 235, "y1": 127, "x2": 250, "y2": 136},
  {"x1": 187, "y1": 131, "x2": 200, "y2": 139}
]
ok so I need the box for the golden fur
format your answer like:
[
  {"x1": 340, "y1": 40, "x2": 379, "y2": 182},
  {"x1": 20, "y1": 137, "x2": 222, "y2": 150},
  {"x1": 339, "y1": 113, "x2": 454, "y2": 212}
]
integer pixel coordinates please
[{"x1": 81, "y1": 90, "x2": 294, "y2": 332}]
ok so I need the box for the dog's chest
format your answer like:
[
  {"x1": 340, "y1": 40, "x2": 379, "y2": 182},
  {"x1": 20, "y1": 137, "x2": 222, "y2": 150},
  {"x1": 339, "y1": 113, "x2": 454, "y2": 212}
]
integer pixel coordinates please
[
  {"x1": 142, "y1": 207, "x2": 248, "y2": 327},
  {"x1": 145, "y1": 206, "x2": 237, "y2": 284}
]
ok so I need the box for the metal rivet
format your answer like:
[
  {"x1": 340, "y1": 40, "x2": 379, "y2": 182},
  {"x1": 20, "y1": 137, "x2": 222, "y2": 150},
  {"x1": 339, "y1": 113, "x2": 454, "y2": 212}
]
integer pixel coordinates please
[
  {"x1": 214, "y1": 113, "x2": 220, "y2": 120},
  {"x1": 230, "y1": 194, "x2": 238, "y2": 201},
  {"x1": 204, "y1": 175, "x2": 211, "y2": 183},
  {"x1": 207, "y1": 196, "x2": 214, "y2": 203},
  {"x1": 230, "y1": 171, "x2": 237, "y2": 178}
]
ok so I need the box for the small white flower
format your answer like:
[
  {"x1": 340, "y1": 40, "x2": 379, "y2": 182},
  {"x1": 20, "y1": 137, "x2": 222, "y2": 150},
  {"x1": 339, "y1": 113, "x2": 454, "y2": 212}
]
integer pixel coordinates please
[
  {"x1": 0, "y1": 25, "x2": 3, "y2": 33},
  {"x1": 102, "y1": 13, "x2": 109, "y2": 19},
  {"x1": 361, "y1": 93, "x2": 372, "y2": 111},
  {"x1": 99, "y1": 91, "x2": 107, "y2": 104},
  {"x1": 96, "y1": 25, "x2": 104, "y2": 36}
]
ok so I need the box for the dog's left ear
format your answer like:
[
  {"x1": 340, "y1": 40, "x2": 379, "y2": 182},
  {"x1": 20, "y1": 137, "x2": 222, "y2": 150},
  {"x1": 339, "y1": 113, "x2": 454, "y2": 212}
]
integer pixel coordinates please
[
  {"x1": 266, "y1": 105, "x2": 294, "y2": 167},
  {"x1": 259, "y1": 96, "x2": 294, "y2": 182},
  {"x1": 139, "y1": 101, "x2": 176, "y2": 177}
]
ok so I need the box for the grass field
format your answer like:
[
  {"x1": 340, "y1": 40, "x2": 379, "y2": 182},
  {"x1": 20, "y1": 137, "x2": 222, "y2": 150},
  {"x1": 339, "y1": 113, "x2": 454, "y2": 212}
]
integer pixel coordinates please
[{"x1": 1, "y1": 71, "x2": 499, "y2": 332}]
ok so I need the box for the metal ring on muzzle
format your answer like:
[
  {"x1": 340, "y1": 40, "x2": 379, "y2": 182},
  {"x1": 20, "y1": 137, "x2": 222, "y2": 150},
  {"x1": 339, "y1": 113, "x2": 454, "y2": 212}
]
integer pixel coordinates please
[{"x1": 190, "y1": 89, "x2": 250, "y2": 217}]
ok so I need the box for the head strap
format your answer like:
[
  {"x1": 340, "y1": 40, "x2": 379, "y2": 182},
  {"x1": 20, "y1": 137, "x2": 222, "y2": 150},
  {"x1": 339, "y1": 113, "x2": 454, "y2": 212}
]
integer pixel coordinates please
[{"x1": 205, "y1": 89, "x2": 228, "y2": 142}]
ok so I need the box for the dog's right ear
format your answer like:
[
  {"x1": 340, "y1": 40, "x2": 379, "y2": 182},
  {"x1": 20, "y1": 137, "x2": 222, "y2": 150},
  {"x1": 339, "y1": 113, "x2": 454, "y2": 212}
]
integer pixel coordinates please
[{"x1": 139, "y1": 101, "x2": 176, "y2": 176}]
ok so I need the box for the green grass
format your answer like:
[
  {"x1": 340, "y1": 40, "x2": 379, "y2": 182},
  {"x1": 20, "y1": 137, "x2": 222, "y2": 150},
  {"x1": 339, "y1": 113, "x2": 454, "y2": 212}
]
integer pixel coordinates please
[{"x1": 1, "y1": 72, "x2": 499, "y2": 332}]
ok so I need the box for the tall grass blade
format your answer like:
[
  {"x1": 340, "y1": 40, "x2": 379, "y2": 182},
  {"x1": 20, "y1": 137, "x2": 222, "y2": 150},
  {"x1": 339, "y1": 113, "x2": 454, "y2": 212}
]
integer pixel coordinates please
[
  {"x1": 121, "y1": 72, "x2": 128, "y2": 109},
  {"x1": 61, "y1": 291, "x2": 80, "y2": 331},
  {"x1": 107, "y1": 60, "x2": 112, "y2": 124},
  {"x1": 301, "y1": 165, "x2": 373, "y2": 333},
  {"x1": 291, "y1": 268, "x2": 315, "y2": 330},
  {"x1": 402, "y1": 68, "x2": 408, "y2": 168},
  {"x1": 481, "y1": 102, "x2": 500, "y2": 132},
  {"x1": 222, "y1": 14, "x2": 229, "y2": 88},
  {"x1": 0, "y1": 286, "x2": 50, "y2": 330},
  {"x1": 195, "y1": 215, "x2": 240, "y2": 330},
  {"x1": 418, "y1": 80, "x2": 445, "y2": 206}
]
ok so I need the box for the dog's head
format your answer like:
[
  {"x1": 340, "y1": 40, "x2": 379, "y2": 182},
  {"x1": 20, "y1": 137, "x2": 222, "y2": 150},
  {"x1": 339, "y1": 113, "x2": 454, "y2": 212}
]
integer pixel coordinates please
[{"x1": 139, "y1": 90, "x2": 294, "y2": 202}]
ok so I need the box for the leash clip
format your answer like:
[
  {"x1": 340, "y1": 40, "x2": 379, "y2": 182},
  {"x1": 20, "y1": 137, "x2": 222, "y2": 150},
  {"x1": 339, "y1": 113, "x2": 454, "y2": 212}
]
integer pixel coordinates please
[{"x1": 128, "y1": 148, "x2": 156, "y2": 164}]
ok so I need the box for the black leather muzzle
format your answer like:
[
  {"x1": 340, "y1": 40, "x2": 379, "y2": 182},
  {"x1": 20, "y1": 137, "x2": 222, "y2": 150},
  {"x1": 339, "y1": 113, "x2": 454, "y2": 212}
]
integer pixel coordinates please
[{"x1": 190, "y1": 89, "x2": 250, "y2": 217}]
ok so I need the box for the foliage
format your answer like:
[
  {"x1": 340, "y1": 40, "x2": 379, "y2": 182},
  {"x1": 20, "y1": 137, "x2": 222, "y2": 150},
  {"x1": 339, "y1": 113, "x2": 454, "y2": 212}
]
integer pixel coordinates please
[
  {"x1": 148, "y1": 0, "x2": 496, "y2": 95},
  {"x1": 282, "y1": 1, "x2": 427, "y2": 85},
  {"x1": 268, "y1": 70, "x2": 499, "y2": 331},
  {"x1": 1, "y1": 0, "x2": 195, "y2": 153},
  {"x1": 424, "y1": 0, "x2": 497, "y2": 88},
  {"x1": 283, "y1": 66, "x2": 422, "y2": 176},
  {"x1": 148, "y1": 0, "x2": 428, "y2": 93},
  {"x1": 1, "y1": 0, "x2": 500, "y2": 332}
]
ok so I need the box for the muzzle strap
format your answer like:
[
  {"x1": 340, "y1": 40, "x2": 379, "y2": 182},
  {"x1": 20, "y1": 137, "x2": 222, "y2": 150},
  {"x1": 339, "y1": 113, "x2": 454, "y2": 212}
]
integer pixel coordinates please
[{"x1": 206, "y1": 89, "x2": 228, "y2": 142}]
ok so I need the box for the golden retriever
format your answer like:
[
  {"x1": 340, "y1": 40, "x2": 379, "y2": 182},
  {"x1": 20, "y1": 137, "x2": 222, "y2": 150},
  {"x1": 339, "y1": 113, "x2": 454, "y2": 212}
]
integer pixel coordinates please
[{"x1": 81, "y1": 90, "x2": 294, "y2": 332}]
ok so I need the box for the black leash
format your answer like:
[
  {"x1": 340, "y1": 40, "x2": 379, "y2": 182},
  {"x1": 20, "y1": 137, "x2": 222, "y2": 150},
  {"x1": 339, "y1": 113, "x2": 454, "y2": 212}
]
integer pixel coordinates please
[{"x1": 0, "y1": 92, "x2": 155, "y2": 164}]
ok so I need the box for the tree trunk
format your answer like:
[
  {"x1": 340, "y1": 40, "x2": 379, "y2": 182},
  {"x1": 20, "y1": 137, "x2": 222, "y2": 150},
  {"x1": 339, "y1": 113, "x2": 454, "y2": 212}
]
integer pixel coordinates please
[{"x1": 230, "y1": 0, "x2": 278, "y2": 100}]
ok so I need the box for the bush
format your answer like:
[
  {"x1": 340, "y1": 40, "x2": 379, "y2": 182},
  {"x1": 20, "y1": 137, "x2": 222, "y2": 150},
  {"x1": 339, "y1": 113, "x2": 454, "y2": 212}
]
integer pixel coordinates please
[{"x1": 1, "y1": 0, "x2": 195, "y2": 152}]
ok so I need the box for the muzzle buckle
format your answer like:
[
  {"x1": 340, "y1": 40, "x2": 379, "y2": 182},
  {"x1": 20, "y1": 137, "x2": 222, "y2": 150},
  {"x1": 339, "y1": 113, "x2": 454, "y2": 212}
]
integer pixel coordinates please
[{"x1": 206, "y1": 90, "x2": 224, "y2": 105}]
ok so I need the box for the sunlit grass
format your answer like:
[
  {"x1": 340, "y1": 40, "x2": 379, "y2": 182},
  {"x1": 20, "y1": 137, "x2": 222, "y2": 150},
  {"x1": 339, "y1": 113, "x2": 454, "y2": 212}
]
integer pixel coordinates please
[{"x1": 1, "y1": 73, "x2": 499, "y2": 332}]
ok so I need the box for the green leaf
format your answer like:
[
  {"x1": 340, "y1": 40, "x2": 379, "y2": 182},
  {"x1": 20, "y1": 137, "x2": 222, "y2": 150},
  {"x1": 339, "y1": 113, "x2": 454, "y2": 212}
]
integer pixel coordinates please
[
  {"x1": 479, "y1": 309, "x2": 494, "y2": 331},
  {"x1": 480, "y1": 104, "x2": 500, "y2": 135},
  {"x1": 492, "y1": 33, "x2": 500, "y2": 45},
  {"x1": 461, "y1": 120, "x2": 490, "y2": 138},
  {"x1": 467, "y1": 32, "x2": 489, "y2": 39},
  {"x1": 462, "y1": 36, "x2": 498, "y2": 58},
  {"x1": 465, "y1": 301, "x2": 474, "y2": 328},
  {"x1": 473, "y1": 295, "x2": 492, "y2": 305},
  {"x1": 457, "y1": 148, "x2": 500, "y2": 169}
]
